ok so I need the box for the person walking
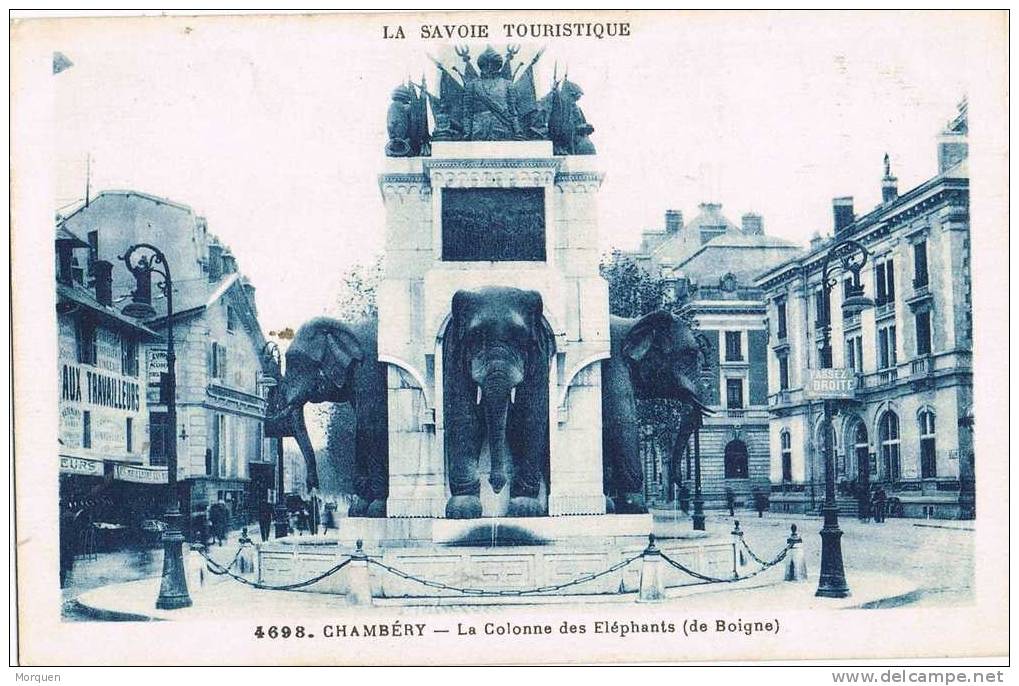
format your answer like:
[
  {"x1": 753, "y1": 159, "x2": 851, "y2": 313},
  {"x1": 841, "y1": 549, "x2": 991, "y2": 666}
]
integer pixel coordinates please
[
  {"x1": 873, "y1": 487, "x2": 887, "y2": 523},
  {"x1": 209, "y1": 499, "x2": 229, "y2": 546},
  {"x1": 257, "y1": 500, "x2": 272, "y2": 542}
]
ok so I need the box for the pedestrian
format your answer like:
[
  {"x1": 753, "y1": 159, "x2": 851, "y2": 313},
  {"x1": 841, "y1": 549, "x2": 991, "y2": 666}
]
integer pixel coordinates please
[
  {"x1": 209, "y1": 499, "x2": 229, "y2": 546},
  {"x1": 859, "y1": 488, "x2": 872, "y2": 523},
  {"x1": 323, "y1": 500, "x2": 337, "y2": 533},
  {"x1": 296, "y1": 507, "x2": 309, "y2": 535},
  {"x1": 257, "y1": 500, "x2": 272, "y2": 542},
  {"x1": 873, "y1": 487, "x2": 887, "y2": 523}
]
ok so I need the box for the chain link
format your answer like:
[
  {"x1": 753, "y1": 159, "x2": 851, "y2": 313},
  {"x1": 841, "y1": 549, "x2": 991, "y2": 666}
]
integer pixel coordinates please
[{"x1": 197, "y1": 546, "x2": 353, "y2": 591}]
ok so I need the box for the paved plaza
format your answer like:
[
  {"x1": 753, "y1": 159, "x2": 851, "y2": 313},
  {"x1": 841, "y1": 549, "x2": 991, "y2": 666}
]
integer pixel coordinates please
[{"x1": 63, "y1": 511, "x2": 974, "y2": 620}]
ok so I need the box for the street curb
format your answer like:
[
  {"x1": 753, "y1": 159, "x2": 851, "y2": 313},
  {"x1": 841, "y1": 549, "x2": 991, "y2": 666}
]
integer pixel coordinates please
[{"x1": 912, "y1": 523, "x2": 975, "y2": 532}]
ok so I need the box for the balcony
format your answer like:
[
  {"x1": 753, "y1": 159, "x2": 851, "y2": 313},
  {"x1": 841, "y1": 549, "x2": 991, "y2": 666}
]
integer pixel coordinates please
[
  {"x1": 878, "y1": 367, "x2": 899, "y2": 385},
  {"x1": 906, "y1": 280, "x2": 933, "y2": 308},
  {"x1": 874, "y1": 299, "x2": 896, "y2": 320},
  {"x1": 843, "y1": 311, "x2": 861, "y2": 329},
  {"x1": 911, "y1": 355, "x2": 933, "y2": 377},
  {"x1": 726, "y1": 409, "x2": 746, "y2": 420}
]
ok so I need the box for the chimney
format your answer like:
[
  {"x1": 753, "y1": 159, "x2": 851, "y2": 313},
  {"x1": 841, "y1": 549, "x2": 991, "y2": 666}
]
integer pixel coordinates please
[
  {"x1": 832, "y1": 197, "x2": 854, "y2": 235},
  {"x1": 937, "y1": 98, "x2": 968, "y2": 173},
  {"x1": 881, "y1": 153, "x2": 898, "y2": 203},
  {"x1": 242, "y1": 280, "x2": 257, "y2": 317},
  {"x1": 208, "y1": 242, "x2": 223, "y2": 282},
  {"x1": 809, "y1": 232, "x2": 826, "y2": 252},
  {"x1": 665, "y1": 210, "x2": 683, "y2": 234},
  {"x1": 93, "y1": 260, "x2": 113, "y2": 306},
  {"x1": 221, "y1": 251, "x2": 237, "y2": 275},
  {"x1": 741, "y1": 213, "x2": 764, "y2": 235}
]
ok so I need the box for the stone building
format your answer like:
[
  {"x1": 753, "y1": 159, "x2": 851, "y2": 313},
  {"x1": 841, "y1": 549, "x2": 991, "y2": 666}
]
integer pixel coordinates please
[
  {"x1": 58, "y1": 190, "x2": 273, "y2": 530},
  {"x1": 56, "y1": 224, "x2": 163, "y2": 542},
  {"x1": 625, "y1": 204, "x2": 802, "y2": 508},
  {"x1": 755, "y1": 102, "x2": 973, "y2": 519}
]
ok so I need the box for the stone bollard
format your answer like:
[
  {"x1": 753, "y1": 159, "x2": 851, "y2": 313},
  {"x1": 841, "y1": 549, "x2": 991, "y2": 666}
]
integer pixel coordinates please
[
  {"x1": 346, "y1": 539, "x2": 373, "y2": 607},
  {"x1": 731, "y1": 520, "x2": 747, "y2": 577},
  {"x1": 638, "y1": 534, "x2": 666, "y2": 603},
  {"x1": 784, "y1": 524, "x2": 808, "y2": 582}
]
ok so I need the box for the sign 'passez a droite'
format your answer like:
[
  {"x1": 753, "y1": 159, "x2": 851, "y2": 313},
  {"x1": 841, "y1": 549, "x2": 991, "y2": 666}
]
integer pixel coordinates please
[{"x1": 804, "y1": 368, "x2": 858, "y2": 400}]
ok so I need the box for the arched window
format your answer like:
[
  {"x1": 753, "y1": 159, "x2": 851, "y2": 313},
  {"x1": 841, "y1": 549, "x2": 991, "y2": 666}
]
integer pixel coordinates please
[
  {"x1": 879, "y1": 411, "x2": 901, "y2": 482},
  {"x1": 724, "y1": 440, "x2": 749, "y2": 479},
  {"x1": 854, "y1": 420, "x2": 872, "y2": 480},
  {"x1": 780, "y1": 431, "x2": 792, "y2": 482},
  {"x1": 919, "y1": 410, "x2": 937, "y2": 478}
]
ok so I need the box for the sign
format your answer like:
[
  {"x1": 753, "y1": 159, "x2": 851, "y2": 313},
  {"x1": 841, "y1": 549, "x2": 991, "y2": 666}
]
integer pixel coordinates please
[
  {"x1": 113, "y1": 463, "x2": 168, "y2": 484},
  {"x1": 804, "y1": 367, "x2": 858, "y2": 400},
  {"x1": 147, "y1": 348, "x2": 168, "y2": 403},
  {"x1": 59, "y1": 455, "x2": 105, "y2": 477}
]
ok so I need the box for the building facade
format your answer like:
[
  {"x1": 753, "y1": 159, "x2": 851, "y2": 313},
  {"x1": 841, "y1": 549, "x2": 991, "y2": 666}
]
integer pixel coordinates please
[
  {"x1": 58, "y1": 190, "x2": 273, "y2": 533},
  {"x1": 626, "y1": 203, "x2": 802, "y2": 509},
  {"x1": 756, "y1": 103, "x2": 973, "y2": 519}
]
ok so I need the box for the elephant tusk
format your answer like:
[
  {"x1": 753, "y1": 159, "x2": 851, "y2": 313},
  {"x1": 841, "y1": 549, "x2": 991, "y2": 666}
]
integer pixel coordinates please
[
  {"x1": 510, "y1": 387, "x2": 516, "y2": 404},
  {"x1": 476, "y1": 386, "x2": 482, "y2": 405}
]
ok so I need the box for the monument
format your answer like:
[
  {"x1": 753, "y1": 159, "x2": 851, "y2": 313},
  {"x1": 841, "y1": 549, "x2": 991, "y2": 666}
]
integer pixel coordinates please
[{"x1": 258, "y1": 47, "x2": 731, "y2": 597}]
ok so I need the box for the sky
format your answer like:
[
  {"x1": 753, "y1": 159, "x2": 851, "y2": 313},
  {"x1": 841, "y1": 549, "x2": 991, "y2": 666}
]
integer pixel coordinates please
[{"x1": 42, "y1": 11, "x2": 999, "y2": 335}]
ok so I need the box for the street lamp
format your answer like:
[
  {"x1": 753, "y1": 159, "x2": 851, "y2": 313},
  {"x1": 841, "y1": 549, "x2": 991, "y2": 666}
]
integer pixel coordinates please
[
  {"x1": 261, "y1": 341, "x2": 289, "y2": 538},
  {"x1": 120, "y1": 243, "x2": 192, "y2": 610},
  {"x1": 815, "y1": 238, "x2": 873, "y2": 598}
]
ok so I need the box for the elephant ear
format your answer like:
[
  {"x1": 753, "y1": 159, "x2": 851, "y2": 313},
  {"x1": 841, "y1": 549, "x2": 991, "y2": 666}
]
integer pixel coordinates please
[
  {"x1": 447, "y1": 290, "x2": 476, "y2": 370},
  {"x1": 622, "y1": 310, "x2": 674, "y2": 362},
  {"x1": 309, "y1": 324, "x2": 364, "y2": 390},
  {"x1": 523, "y1": 290, "x2": 555, "y2": 362}
]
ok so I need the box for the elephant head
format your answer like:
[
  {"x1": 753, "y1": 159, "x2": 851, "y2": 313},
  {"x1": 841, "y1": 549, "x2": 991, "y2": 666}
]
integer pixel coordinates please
[
  {"x1": 269, "y1": 317, "x2": 365, "y2": 493},
  {"x1": 443, "y1": 287, "x2": 555, "y2": 518},
  {"x1": 603, "y1": 310, "x2": 712, "y2": 512}
]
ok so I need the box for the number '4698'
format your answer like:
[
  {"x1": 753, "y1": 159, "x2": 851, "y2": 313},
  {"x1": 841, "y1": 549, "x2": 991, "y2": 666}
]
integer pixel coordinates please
[{"x1": 254, "y1": 625, "x2": 307, "y2": 639}]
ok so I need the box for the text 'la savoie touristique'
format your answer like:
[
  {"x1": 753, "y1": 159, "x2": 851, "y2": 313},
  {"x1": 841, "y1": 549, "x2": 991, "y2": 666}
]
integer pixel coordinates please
[{"x1": 383, "y1": 22, "x2": 632, "y2": 41}]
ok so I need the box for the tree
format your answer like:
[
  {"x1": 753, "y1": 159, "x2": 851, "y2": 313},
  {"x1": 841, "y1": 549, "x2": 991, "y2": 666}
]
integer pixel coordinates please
[{"x1": 599, "y1": 249, "x2": 665, "y2": 317}]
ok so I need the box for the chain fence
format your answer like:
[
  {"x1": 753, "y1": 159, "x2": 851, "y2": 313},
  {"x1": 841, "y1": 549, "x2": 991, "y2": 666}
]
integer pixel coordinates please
[{"x1": 198, "y1": 529, "x2": 795, "y2": 597}]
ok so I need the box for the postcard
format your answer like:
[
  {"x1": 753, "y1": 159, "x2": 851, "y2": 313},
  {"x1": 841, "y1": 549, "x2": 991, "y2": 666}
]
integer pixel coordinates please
[{"x1": 10, "y1": 9, "x2": 1009, "y2": 666}]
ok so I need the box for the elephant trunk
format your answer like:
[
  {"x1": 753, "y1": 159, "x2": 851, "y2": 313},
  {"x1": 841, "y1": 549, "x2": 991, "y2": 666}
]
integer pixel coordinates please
[{"x1": 480, "y1": 374, "x2": 513, "y2": 494}]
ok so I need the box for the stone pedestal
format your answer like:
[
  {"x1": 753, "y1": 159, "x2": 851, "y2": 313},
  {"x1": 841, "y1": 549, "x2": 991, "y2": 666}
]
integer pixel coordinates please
[{"x1": 377, "y1": 141, "x2": 610, "y2": 518}]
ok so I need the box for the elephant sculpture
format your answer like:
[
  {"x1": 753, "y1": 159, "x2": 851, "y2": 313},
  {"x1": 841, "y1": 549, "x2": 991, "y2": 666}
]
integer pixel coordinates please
[
  {"x1": 443, "y1": 287, "x2": 556, "y2": 519},
  {"x1": 268, "y1": 317, "x2": 389, "y2": 517},
  {"x1": 601, "y1": 310, "x2": 711, "y2": 513}
]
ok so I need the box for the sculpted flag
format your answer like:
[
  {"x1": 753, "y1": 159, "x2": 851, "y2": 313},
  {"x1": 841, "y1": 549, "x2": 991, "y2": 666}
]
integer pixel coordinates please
[
  {"x1": 410, "y1": 82, "x2": 430, "y2": 154},
  {"x1": 511, "y1": 62, "x2": 539, "y2": 118},
  {"x1": 435, "y1": 60, "x2": 466, "y2": 131}
]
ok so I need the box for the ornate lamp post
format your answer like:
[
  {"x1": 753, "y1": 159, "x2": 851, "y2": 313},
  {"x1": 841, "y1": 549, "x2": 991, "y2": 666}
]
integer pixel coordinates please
[
  {"x1": 261, "y1": 341, "x2": 289, "y2": 538},
  {"x1": 120, "y1": 244, "x2": 192, "y2": 610},
  {"x1": 815, "y1": 238, "x2": 874, "y2": 598}
]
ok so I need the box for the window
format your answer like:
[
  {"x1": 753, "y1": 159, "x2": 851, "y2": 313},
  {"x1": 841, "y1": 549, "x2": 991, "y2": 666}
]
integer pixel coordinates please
[
  {"x1": 878, "y1": 325, "x2": 897, "y2": 369},
  {"x1": 915, "y1": 310, "x2": 932, "y2": 357},
  {"x1": 879, "y1": 411, "x2": 901, "y2": 482},
  {"x1": 226, "y1": 306, "x2": 237, "y2": 332},
  {"x1": 75, "y1": 316, "x2": 98, "y2": 365},
  {"x1": 814, "y1": 288, "x2": 830, "y2": 328},
  {"x1": 150, "y1": 413, "x2": 168, "y2": 466},
  {"x1": 845, "y1": 335, "x2": 863, "y2": 373},
  {"x1": 875, "y1": 259, "x2": 896, "y2": 305},
  {"x1": 724, "y1": 440, "x2": 749, "y2": 479},
  {"x1": 725, "y1": 331, "x2": 743, "y2": 362},
  {"x1": 919, "y1": 410, "x2": 937, "y2": 478},
  {"x1": 209, "y1": 412, "x2": 224, "y2": 476},
  {"x1": 778, "y1": 353, "x2": 789, "y2": 391},
  {"x1": 121, "y1": 337, "x2": 139, "y2": 377},
  {"x1": 82, "y1": 411, "x2": 92, "y2": 449},
  {"x1": 853, "y1": 421, "x2": 871, "y2": 480},
  {"x1": 726, "y1": 378, "x2": 744, "y2": 409},
  {"x1": 126, "y1": 417, "x2": 133, "y2": 453},
  {"x1": 776, "y1": 301, "x2": 787, "y2": 340},
  {"x1": 210, "y1": 342, "x2": 227, "y2": 381},
  {"x1": 780, "y1": 431, "x2": 792, "y2": 482},
  {"x1": 913, "y1": 240, "x2": 929, "y2": 288}
]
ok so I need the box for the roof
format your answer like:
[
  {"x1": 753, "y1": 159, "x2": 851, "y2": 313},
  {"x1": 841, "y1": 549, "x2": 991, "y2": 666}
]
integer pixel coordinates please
[
  {"x1": 146, "y1": 273, "x2": 242, "y2": 323},
  {"x1": 56, "y1": 189, "x2": 197, "y2": 223},
  {"x1": 56, "y1": 224, "x2": 89, "y2": 247},
  {"x1": 56, "y1": 283, "x2": 162, "y2": 341}
]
